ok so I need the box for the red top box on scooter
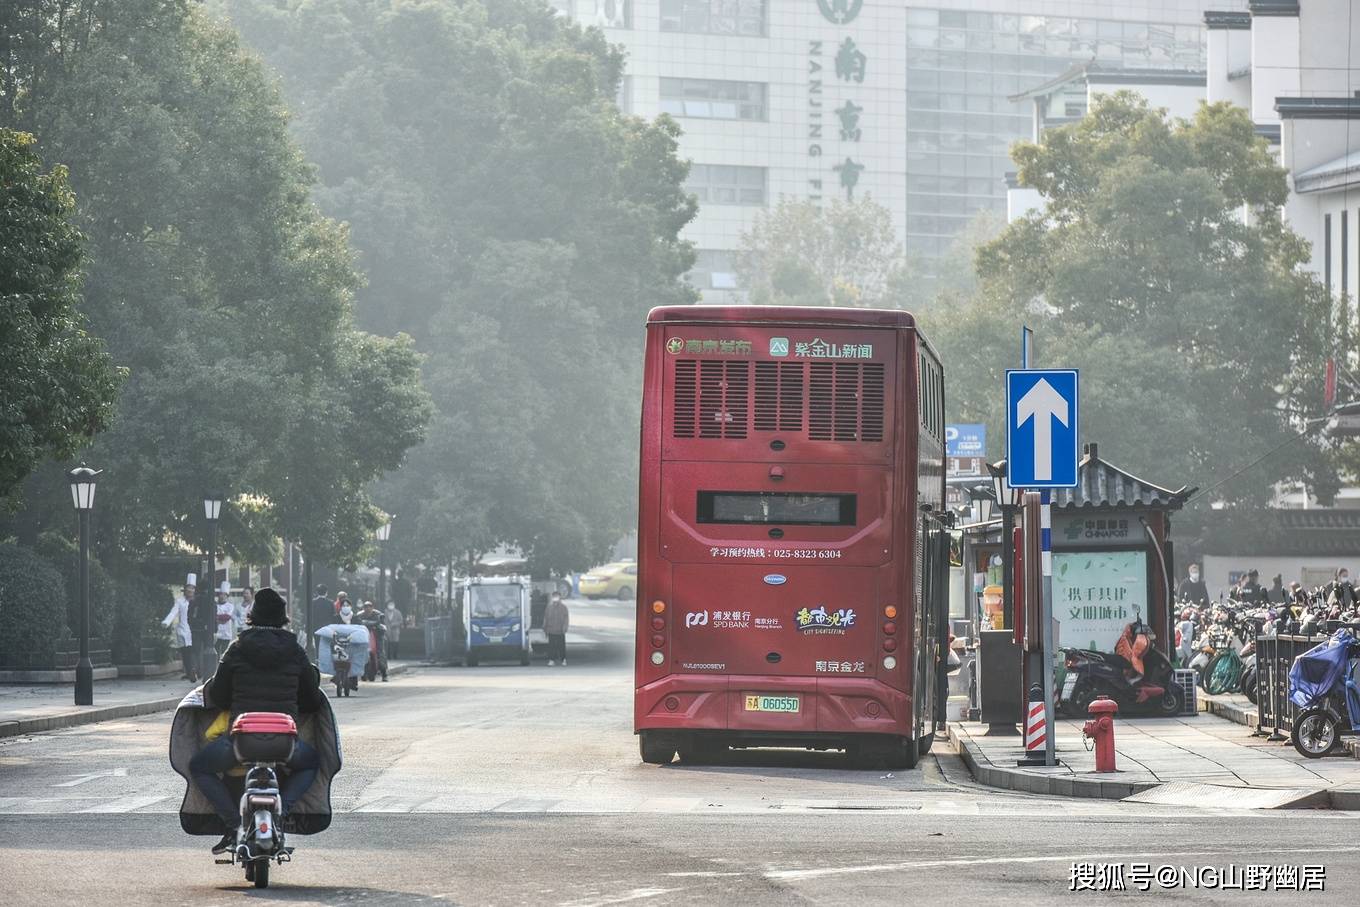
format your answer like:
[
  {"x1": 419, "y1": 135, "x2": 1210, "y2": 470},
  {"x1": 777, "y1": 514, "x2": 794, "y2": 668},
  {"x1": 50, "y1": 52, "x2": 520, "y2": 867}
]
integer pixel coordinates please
[{"x1": 231, "y1": 712, "x2": 297, "y2": 763}]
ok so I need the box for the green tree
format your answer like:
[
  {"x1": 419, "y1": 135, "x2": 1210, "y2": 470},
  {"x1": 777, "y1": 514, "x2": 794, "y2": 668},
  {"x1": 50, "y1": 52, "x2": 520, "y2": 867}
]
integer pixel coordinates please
[
  {"x1": 0, "y1": 128, "x2": 121, "y2": 501},
  {"x1": 928, "y1": 94, "x2": 1331, "y2": 504},
  {"x1": 0, "y1": 2, "x2": 431, "y2": 565},
  {"x1": 736, "y1": 196, "x2": 909, "y2": 308},
  {"x1": 219, "y1": 0, "x2": 696, "y2": 572}
]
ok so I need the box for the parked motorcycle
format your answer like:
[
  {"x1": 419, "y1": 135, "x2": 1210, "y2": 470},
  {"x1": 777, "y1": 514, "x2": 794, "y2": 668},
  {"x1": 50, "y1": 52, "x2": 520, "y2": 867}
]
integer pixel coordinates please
[
  {"x1": 170, "y1": 686, "x2": 342, "y2": 889},
  {"x1": 1059, "y1": 617, "x2": 1184, "y2": 717},
  {"x1": 1288, "y1": 629, "x2": 1360, "y2": 758}
]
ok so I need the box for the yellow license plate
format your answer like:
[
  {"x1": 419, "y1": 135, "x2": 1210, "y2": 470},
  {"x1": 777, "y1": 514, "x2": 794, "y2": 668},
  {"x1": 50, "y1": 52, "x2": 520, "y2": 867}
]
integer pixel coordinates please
[{"x1": 744, "y1": 694, "x2": 800, "y2": 713}]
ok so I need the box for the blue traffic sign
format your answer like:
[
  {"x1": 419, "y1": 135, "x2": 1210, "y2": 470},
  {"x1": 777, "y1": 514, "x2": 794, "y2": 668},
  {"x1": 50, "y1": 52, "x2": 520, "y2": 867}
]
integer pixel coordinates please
[
  {"x1": 945, "y1": 423, "x2": 986, "y2": 458},
  {"x1": 1006, "y1": 370, "x2": 1079, "y2": 488}
]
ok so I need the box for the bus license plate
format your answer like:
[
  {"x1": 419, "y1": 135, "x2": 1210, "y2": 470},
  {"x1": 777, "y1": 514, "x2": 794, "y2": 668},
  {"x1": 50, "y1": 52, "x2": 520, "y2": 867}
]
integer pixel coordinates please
[{"x1": 745, "y1": 695, "x2": 800, "y2": 714}]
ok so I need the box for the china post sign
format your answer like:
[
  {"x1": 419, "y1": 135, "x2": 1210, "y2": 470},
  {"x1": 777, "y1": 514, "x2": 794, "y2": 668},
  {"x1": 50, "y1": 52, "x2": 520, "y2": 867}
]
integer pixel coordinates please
[{"x1": 946, "y1": 424, "x2": 986, "y2": 458}]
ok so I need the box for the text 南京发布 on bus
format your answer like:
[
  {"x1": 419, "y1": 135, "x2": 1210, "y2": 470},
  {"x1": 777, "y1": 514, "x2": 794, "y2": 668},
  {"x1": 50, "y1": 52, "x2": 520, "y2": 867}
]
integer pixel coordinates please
[{"x1": 634, "y1": 306, "x2": 951, "y2": 769}]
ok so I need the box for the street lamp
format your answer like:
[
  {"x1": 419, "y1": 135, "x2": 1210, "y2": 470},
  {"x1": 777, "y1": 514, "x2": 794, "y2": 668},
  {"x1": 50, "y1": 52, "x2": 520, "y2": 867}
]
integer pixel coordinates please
[
  {"x1": 376, "y1": 519, "x2": 393, "y2": 608},
  {"x1": 203, "y1": 493, "x2": 223, "y2": 678},
  {"x1": 203, "y1": 492, "x2": 223, "y2": 591},
  {"x1": 68, "y1": 464, "x2": 101, "y2": 706},
  {"x1": 987, "y1": 461, "x2": 1016, "y2": 631},
  {"x1": 972, "y1": 485, "x2": 995, "y2": 524}
]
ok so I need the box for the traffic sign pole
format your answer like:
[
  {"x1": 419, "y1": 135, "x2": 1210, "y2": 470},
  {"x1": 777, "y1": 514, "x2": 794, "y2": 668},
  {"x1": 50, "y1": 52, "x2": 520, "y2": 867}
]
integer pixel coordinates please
[
  {"x1": 1040, "y1": 490, "x2": 1056, "y2": 767},
  {"x1": 1006, "y1": 362, "x2": 1074, "y2": 769}
]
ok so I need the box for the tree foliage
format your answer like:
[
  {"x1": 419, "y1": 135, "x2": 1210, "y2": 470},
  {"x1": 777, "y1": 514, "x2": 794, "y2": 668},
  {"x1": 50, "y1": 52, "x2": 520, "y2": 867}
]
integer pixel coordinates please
[
  {"x1": 0, "y1": 1, "x2": 432, "y2": 565},
  {"x1": 0, "y1": 542, "x2": 68, "y2": 666},
  {"x1": 928, "y1": 94, "x2": 1331, "y2": 506},
  {"x1": 736, "y1": 197, "x2": 909, "y2": 308},
  {"x1": 218, "y1": 0, "x2": 697, "y2": 572},
  {"x1": 0, "y1": 128, "x2": 121, "y2": 502}
]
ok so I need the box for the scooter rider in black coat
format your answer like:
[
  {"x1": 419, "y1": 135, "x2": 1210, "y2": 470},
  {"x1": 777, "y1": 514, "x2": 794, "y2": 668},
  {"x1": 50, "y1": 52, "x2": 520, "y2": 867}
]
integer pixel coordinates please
[{"x1": 193, "y1": 588, "x2": 324, "y2": 854}]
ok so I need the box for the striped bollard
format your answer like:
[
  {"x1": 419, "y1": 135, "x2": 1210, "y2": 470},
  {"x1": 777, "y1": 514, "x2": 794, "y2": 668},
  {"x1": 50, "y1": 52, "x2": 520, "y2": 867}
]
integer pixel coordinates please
[{"x1": 1018, "y1": 683, "x2": 1046, "y2": 766}]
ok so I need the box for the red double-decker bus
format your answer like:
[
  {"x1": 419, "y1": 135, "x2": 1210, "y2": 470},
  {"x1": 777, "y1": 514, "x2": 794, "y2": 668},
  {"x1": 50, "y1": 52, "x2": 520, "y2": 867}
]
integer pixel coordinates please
[{"x1": 634, "y1": 306, "x2": 951, "y2": 769}]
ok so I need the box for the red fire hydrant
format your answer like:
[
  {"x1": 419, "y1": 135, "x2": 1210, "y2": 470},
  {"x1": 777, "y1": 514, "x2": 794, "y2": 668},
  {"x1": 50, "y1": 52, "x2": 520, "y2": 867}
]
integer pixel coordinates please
[{"x1": 1083, "y1": 696, "x2": 1119, "y2": 772}]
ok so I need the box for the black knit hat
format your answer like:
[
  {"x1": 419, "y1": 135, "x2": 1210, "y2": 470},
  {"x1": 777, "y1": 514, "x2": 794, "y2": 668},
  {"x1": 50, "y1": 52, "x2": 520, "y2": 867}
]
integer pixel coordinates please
[{"x1": 249, "y1": 587, "x2": 290, "y2": 627}]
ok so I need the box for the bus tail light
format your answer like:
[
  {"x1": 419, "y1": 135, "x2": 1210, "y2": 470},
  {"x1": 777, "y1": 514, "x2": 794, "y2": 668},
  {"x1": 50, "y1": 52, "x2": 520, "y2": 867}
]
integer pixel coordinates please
[
  {"x1": 652, "y1": 601, "x2": 666, "y2": 614},
  {"x1": 882, "y1": 621, "x2": 897, "y2": 636},
  {"x1": 883, "y1": 655, "x2": 897, "y2": 670},
  {"x1": 650, "y1": 651, "x2": 664, "y2": 665},
  {"x1": 651, "y1": 634, "x2": 665, "y2": 648},
  {"x1": 651, "y1": 616, "x2": 665, "y2": 631},
  {"x1": 882, "y1": 638, "x2": 898, "y2": 653},
  {"x1": 884, "y1": 605, "x2": 898, "y2": 619}
]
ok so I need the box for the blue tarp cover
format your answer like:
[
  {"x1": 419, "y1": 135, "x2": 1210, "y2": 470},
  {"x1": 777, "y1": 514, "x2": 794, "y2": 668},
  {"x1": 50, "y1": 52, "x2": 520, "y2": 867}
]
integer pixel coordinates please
[{"x1": 1289, "y1": 630, "x2": 1356, "y2": 709}]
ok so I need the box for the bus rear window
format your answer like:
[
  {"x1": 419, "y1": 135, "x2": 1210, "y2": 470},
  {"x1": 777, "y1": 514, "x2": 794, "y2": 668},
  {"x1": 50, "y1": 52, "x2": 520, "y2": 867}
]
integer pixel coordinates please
[{"x1": 696, "y1": 492, "x2": 856, "y2": 526}]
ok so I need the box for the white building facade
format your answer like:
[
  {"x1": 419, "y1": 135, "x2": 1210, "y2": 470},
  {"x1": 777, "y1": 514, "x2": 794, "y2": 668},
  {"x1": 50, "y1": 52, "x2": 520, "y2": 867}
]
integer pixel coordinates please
[{"x1": 558, "y1": 2, "x2": 1240, "y2": 298}]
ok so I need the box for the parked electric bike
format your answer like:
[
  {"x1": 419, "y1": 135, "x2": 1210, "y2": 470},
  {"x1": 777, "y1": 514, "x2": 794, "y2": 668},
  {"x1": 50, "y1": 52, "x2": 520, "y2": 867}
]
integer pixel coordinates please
[
  {"x1": 1060, "y1": 616, "x2": 1184, "y2": 717},
  {"x1": 1288, "y1": 629, "x2": 1360, "y2": 758}
]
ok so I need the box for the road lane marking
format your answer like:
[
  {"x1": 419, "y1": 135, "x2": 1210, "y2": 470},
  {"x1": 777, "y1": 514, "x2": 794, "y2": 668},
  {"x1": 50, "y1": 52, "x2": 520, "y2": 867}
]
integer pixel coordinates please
[
  {"x1": 80, "y1": 794, "x2": 168, "y2": 813},
  {"x1": 764, "y1": 845, "x2": 1360, "y2": 881},
  {"x1": 53, "y1": 769, "x2": 127, "y2": 787},
  {"x1": 558, "y1": 887, "x2": 682, "y2": 907}
]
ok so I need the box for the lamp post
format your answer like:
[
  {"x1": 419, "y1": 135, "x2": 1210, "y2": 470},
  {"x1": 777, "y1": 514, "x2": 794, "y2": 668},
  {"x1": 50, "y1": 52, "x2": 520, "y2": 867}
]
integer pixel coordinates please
[
  {"x1": 376, "y1": 519, "x2": 393, "y2": 608},
  {"x1": 203, "y1": 492, "x2": 223, "y2": 595},
  {"x1": 68, "y1": 465, "x2": 101, "y2": 706},
  {"x1": 987, "y1": 461, "x2": 1015, "y2": 631}
]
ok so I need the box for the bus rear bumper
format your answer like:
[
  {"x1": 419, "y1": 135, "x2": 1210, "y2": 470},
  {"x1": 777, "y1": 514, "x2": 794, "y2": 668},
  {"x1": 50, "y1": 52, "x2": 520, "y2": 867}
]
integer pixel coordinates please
[{"x1": 634, "y1": 674, "x2": 912, "y2": 740}]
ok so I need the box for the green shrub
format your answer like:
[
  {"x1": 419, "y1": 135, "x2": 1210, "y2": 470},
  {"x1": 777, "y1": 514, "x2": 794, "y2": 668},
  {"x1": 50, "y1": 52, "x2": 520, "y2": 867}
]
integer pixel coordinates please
[
  {"x1": 110, "y1": 573, "x2": 174, "y2": 665},
  {"x1": 34, "y1": 531, "x2": 115, "y2": 642},
  {"x1": 0, "y1": 543, "x2": 69, "y2": 667}
]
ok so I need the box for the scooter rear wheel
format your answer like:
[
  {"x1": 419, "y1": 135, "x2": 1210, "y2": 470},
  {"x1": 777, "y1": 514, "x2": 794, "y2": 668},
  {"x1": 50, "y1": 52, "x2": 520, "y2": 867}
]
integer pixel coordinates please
[
  {"x1": 1291, "y1": 708, "x2": 1341, "y2": 758},
  {"x1": 253, "y1": 860, "x2": 270, "y2": 889}
]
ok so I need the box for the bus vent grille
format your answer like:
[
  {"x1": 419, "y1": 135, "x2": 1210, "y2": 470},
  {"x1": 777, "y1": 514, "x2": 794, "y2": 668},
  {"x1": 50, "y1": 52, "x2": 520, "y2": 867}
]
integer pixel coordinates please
[
  {"x1": 861, "y1": 364, "x2": 885, "y2": 441},
  {"x1": 754, "y1": 362, "x2": 805, "y2": 432},
  {"x1": 673, "y1": 360, "x2": 697, "y2": 438},
  {"x1": 698, "y1": 360, "x2": 749, "y2": 439},
  {"x1": 809, "y1": 362, "x2": 885, "y2": 442}
]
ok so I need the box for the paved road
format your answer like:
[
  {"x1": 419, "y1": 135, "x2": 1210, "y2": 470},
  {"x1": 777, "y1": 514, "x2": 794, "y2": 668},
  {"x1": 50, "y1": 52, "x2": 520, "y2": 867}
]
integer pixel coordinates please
[{"x1": 2, "y1": 598, "x2": 1359, "y2": 904}]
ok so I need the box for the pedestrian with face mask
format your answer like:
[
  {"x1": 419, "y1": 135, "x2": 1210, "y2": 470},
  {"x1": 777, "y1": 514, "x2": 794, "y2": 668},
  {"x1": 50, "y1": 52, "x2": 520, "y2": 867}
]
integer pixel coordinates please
[
  {"x1": 213, "y1": 581, "x2": 238, "y2": 659},
  {"x1": 1177, "y1": 564, "x2": 1208, "y2": 605},
  {"x1": 1325, "y1": 568, "x2": 1356, "y2": 609}
]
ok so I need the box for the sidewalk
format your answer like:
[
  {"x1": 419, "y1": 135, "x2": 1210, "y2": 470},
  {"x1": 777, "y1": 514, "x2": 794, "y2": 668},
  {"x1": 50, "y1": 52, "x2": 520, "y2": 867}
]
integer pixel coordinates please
[
  {"x1": 1, "y1": 661, "x2": 417, "y2": 739},
  {"x1": 0, "y1": 676, "x2": 194, "y2": 738},
  {"x1": 950, "y1": 710, "x2": 1360, "y2": 809}
]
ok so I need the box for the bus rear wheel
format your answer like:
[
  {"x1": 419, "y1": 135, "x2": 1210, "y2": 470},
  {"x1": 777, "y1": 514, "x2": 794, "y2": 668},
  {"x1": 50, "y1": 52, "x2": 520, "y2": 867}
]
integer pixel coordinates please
[{"x1": 639, "y1": 731, "x2": 676, "y2": 765}]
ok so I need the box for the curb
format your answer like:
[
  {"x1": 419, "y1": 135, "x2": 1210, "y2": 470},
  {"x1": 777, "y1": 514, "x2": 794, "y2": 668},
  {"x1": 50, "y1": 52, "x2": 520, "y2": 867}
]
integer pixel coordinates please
[
  {"x1": 946, "y1": 723, "x2": 1159, "y2": 801},
  {"x1": 1200, "y1": 694, "x2": 1259, "y2": 730},
  {"x1": 1, "y1": 663, "x2": 419, "y2": 740},
  {"x1": 947, "y1": 723, "x2": 1360, "y2": 809},
  {"x1": 0, "y1": 696, "x2": 183, "y2": 739}
]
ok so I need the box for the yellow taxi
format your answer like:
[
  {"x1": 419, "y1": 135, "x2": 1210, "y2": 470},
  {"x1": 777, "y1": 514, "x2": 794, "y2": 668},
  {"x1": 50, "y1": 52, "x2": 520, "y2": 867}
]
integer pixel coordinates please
[{"x1": 578, "y1": 561, "x2": 637, "y2": 600}]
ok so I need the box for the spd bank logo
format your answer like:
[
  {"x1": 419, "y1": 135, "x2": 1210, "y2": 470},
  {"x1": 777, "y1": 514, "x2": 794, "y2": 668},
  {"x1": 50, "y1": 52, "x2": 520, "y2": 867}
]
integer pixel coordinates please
[{"x1": 685, "y1": 611, "x2": 708, "y2": 628}]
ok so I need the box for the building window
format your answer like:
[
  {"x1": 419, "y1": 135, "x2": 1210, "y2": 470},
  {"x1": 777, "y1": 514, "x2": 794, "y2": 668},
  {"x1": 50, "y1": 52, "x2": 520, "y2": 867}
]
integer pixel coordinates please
[
  {"x1": 1326, "y1": 213, "x2": 1333, "y2": 296},
  {"x1": 686, "y1": 164, "x2": 767, "y2": 206},
  {"x1": 585, "y1": 0, "x2": 631, "y2": 29},
  {"x1": 659, "y1": 78, "x2": 767, "y2": 121},
  {"x1": 616, "y1": 75, "x2": 633, "y2": 114},
  {"x1": 660, "y1": 0, "x2": 766, "y2": 38},
  {"x1": 686, "y1": 249, "x2": 740, "y2": 290}
]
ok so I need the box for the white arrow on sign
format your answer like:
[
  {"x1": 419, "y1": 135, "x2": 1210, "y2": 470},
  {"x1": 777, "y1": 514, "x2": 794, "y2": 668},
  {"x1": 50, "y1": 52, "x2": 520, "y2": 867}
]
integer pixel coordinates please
[{"x1": 1016, "y1": 379, "x2": 1070, "y2": 481}]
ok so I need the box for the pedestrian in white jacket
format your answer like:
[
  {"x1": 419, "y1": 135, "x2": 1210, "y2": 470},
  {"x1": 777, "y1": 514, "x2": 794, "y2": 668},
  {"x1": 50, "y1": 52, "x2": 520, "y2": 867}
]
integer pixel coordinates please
[{"x1": 163, "y1": 575, "x2": 197, "y2": 681}]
